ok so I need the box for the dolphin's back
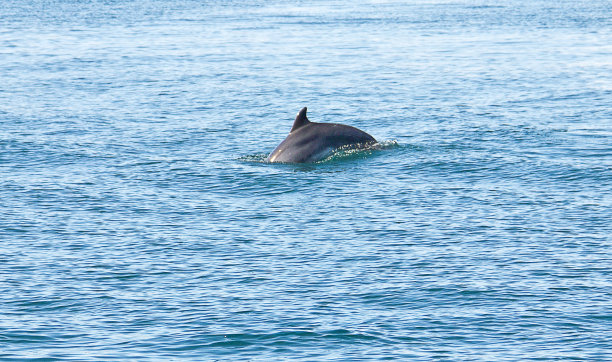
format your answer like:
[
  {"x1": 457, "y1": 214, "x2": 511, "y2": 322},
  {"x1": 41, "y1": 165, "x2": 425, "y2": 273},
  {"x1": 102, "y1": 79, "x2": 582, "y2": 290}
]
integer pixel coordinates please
[{"x1": 267, "y1": 122, "x2": 376, "y2": 163}]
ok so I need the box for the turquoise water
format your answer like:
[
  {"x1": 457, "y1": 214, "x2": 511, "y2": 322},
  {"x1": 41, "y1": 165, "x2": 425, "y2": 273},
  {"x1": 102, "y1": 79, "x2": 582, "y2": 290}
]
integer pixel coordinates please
[{"x1": 1, "y1": 0, "x2": 611, "y2": 360}]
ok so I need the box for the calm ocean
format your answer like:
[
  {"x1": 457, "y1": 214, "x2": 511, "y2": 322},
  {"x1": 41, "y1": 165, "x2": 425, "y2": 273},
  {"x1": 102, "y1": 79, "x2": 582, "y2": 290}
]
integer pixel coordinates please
[{"x1": 1, "y1": 0, "x2": 611, "y2": 360}]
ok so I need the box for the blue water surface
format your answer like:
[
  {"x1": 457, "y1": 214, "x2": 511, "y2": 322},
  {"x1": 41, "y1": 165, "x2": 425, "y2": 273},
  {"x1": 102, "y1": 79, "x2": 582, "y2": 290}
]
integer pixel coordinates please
[{"x1": 1, "y1": 0, "x2": 611, "y2": 360}]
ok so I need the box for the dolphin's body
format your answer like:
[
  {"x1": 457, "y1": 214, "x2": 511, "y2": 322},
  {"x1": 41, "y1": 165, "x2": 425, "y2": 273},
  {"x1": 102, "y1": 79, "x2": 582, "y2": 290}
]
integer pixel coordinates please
[{"x1": 267, "y1": 107, "x2": 376, "y2": 163}]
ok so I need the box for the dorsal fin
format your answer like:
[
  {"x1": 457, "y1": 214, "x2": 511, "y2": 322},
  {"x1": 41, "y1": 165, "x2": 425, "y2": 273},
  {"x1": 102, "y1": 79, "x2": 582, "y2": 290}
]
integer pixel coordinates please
[{"x1": 290, "y1": 107, "x2": 310, "y2": 133}]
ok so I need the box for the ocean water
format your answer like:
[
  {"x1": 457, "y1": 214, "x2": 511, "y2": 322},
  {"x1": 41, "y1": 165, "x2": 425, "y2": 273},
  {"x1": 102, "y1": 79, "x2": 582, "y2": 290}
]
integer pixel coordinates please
[{"x1": 1, "y1": 0, "x2": 611, "y2": 360}]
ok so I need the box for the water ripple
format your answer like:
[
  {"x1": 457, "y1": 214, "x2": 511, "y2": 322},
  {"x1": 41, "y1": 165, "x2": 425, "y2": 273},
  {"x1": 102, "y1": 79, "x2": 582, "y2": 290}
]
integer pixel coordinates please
[{"x1": 1, "y1": 0, "x2": 611, "y2": 360}]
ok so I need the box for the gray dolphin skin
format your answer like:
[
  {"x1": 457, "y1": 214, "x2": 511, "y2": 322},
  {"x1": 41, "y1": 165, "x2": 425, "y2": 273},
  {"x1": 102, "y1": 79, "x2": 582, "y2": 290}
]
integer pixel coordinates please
[{"x1": 267, "y1": 107, "x2": 377, "y2": 163}]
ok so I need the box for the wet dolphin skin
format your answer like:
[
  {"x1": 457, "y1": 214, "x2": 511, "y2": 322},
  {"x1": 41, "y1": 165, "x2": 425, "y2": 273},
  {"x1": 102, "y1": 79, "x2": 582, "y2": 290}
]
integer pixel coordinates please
[{"x1": 267, "y1": 107, "x2": 376, "y2": 163}]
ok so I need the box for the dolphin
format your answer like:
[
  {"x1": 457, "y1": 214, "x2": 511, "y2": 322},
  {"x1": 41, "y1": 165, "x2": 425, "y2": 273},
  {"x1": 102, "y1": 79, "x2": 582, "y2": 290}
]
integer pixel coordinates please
[{"x1": 267, "y1": 107, "x2": 377, "y2": 163}]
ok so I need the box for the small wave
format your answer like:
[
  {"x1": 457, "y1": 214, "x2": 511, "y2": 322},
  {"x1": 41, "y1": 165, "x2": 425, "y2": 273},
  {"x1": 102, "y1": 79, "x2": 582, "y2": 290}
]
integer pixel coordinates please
[
  {"x1": 376, "y1": 139, "x2": 401, "y2": 149},
  {"x1": 237, "y1": 153, "x2": 269, "y2": 163},
  {"x1": 318, "y1": 140, "x2": 401, "y2": 163}
]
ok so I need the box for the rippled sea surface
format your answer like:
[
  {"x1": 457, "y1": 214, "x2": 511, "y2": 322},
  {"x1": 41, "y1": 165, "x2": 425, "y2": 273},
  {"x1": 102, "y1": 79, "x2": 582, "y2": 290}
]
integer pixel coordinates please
[{"x1": 1, "y1": 1, "x2": 611, "y2": 360}]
